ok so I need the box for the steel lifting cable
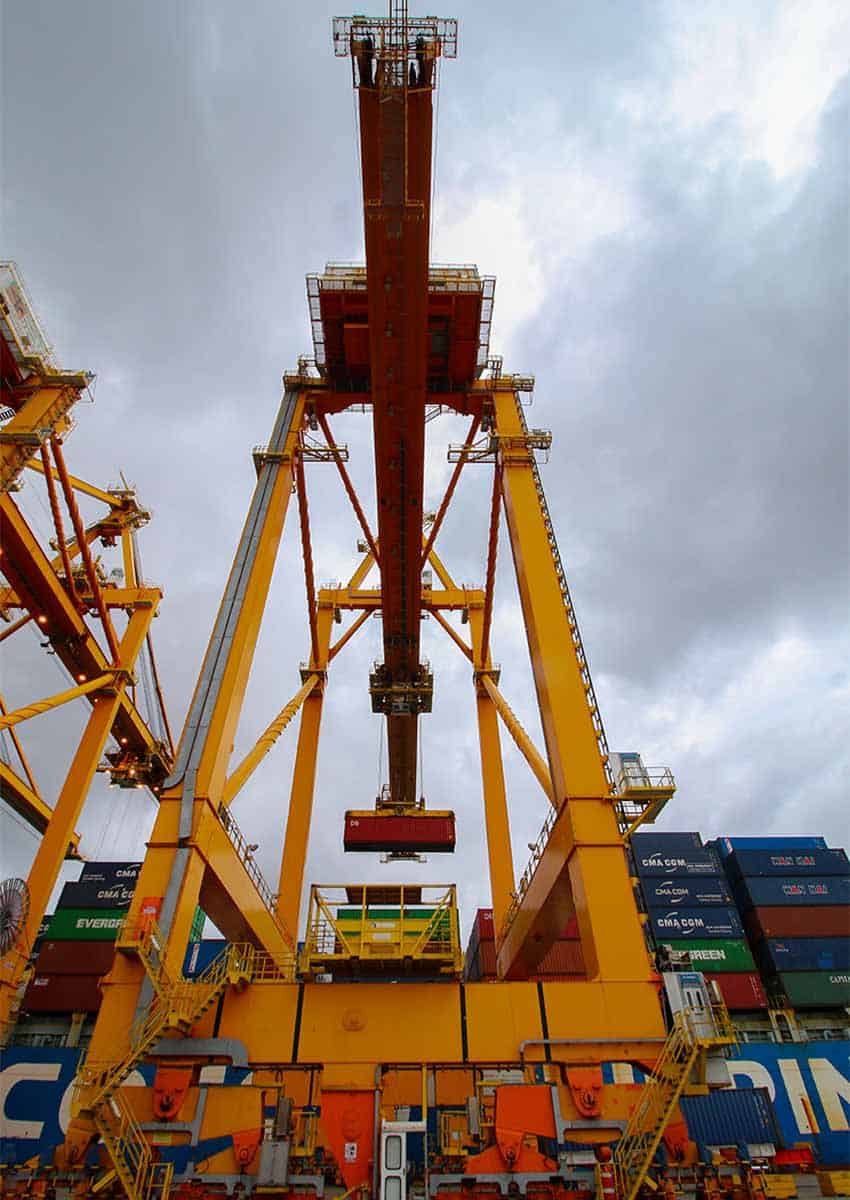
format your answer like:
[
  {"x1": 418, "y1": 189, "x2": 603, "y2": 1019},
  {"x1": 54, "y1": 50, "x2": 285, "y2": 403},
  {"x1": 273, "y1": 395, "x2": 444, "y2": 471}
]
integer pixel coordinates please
[
  {"x1": 421, "y1": 414, "x2": 480, "y2": 567},
  {"x1": 132, "y1": 532, "x2": 174, "y2": 754},
  {"x1": 50, "y1": 437, "x2": 121, "y2": 665},
  {"x1": 39, "y1": 443, "x2": 82, "y2": 610},
  {"x1": 480, "y1": 462, "x2": 502, "y2": 667},
  {"x1": 317, "y1": 413, "x2": 380, "y2": 565},
  {"x1": 295, "y1": 445, "x2": 320, "y2": 667}
]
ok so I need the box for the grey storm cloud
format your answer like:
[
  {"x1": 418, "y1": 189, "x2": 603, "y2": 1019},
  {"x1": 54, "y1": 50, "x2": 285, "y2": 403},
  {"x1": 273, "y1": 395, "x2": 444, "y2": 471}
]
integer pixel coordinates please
[{"x1": 1, "y1": 1, "x2": 847, "y2": 930}]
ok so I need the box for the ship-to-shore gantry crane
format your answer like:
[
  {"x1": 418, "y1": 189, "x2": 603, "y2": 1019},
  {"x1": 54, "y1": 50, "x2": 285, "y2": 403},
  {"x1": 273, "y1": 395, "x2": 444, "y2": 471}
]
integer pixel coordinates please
[{"x1": 0, "y1": 10, "x2": 735, "y2": 1200}]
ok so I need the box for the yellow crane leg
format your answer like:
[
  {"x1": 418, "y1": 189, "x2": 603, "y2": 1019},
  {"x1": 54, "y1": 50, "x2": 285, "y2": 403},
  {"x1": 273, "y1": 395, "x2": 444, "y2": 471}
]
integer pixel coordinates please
[
  {"x1": 0, "y1": 603, "x2": 155, "y2": 1031},
  {"x1": 493, "y1": 390, "x2": 650, "y2": 983},
  {"x1": 469, "y1": 608, "x2": 515, "y2": 939},
  {"x1": 276, "y1": 604, "x2": 333, "y2": 936}
]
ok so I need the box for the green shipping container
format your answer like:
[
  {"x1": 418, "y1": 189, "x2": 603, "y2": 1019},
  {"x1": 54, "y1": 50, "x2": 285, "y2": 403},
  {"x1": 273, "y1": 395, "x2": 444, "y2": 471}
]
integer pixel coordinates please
[
  {"x1": 46, "y1": 907, "x2": 125, "y2": 941},
  {"x1": 659, "y1": 938, "x2": 756, "y2": 972},
  {"x1": 779, "y1": 970, "x2": 850, "y2": 1008}
]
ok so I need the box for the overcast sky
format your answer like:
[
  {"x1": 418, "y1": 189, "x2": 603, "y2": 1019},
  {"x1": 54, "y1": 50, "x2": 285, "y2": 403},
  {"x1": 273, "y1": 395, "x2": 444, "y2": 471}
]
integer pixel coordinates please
[{"x1": 1, "y1": 1, "x2": 847, "y2": 936}]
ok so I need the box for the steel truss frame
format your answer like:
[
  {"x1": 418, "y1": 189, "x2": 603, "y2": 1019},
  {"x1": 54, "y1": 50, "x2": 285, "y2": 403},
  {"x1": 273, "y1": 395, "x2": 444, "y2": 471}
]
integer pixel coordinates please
[{"x1": 0, "y1": 302, "x2": 172, "y2": 1032}]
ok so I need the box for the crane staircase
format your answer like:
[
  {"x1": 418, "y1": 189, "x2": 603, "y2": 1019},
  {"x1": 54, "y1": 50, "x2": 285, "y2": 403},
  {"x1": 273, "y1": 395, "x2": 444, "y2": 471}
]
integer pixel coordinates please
[
  {"x1": 74, "y1": 918, "x2": 255, "y2": 1200},
  {"x1": 611, "y1": 1001, "x2": 736, "y2": 1200}
]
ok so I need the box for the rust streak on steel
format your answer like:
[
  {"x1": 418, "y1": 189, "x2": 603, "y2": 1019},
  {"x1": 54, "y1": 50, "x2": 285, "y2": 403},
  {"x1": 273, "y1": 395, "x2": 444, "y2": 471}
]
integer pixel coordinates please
[
  {"x1": 318, "y1": 412, "x2": 380, "y2": 566},
  {"x1": 421, "y1": 414, "x2": 480, "y2": 567}
]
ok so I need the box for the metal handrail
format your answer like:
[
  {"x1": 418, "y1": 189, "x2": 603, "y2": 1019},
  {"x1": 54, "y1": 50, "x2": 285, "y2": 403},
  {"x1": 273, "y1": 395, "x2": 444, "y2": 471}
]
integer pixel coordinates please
[
  {"x1": 216, "y1": 804, "x2": 294, "y2": 949},
  {"x1": 499, "y1": 803, "x2": 557, "y2": 942}
]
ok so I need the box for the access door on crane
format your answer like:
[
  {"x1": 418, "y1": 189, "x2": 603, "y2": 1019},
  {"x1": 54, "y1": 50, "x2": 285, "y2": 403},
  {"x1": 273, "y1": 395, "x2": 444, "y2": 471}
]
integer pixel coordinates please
[{"x1": 381, "y1": 1117, "x2": 425, "y2": 1200}]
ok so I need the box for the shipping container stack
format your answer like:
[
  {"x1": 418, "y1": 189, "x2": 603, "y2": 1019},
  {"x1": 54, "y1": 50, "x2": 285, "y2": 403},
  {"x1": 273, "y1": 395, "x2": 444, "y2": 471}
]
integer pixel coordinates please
[
  {"x1": 463, "y1": 908, "x2": 585, "y2": 982},
  {"x1": 631, "y1": 831, "x2": 768, "y2": 1011},
  {"x1": 22, "y1": 861, "x2": 140, "y2": 1017},
  {"x1": 711, "y1": 837, "x2": 850, "y2": 1013}
]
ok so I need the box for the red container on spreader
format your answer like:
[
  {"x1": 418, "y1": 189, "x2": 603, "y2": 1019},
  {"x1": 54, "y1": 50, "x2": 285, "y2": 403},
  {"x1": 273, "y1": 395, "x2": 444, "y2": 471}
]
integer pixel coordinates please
[
  {"x1": 35, "y1": 940, "x2": 115, "y2": 976},
  {"x1": 343, "y1": 811, "x2": 455, "y2": 853},
  {"x1": 744, "y1": 905, "x2": 850, "y2": 941},
  {"x1": 22, "y1": 973, "x2": 103, "y2": 1013},
  {"x1": 704, "y1": 971, "x2": 768, "y2": 1010}
]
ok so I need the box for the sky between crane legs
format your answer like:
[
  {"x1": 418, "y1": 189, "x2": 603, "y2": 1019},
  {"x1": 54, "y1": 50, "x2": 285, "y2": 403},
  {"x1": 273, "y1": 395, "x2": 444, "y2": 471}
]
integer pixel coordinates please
[{"x1": 1, "y1": 0, "x2": 847, "y2": 930}]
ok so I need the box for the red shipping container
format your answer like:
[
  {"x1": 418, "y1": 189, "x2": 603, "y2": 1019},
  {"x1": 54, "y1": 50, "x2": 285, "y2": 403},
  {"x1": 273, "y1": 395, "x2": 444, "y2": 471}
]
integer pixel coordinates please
[
  {"x1": 704, "y1": 971, "x2": 767, "y2": 1010},
  {"x1": 475, "y1": 909, "x2": 495, "y2": 940},
  {"x1": 535, "y1": 939, "x2": 585, "y2": 976},
  {"x1": 343, "y1": 812, "x2": 455, "y2": 853},
  {"x1": 467, "y1": 938, "x2": 585, "y2": 981},
  {"x1": 35, "y1": 940, "x2": 115, "y2": 976},
  {"x1": 745, "y1": 905, "x2": 850, "y2": 941},
  {"x1": 476, "y1": 940, "x2": 498, "y2": 978},
  {"x1": 23, "y1": 973, "x2": 103, "y2": 1013}
]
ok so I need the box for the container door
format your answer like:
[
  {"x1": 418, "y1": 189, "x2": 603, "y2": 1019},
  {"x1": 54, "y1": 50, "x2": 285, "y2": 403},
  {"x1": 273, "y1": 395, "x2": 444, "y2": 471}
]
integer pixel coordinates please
[
  {"x1": 380, "y1": 1128, "x2": 406, "y2": 1200},
  {"x1": 680, "y1": 975, "x2": 717, "y2": 1039}
]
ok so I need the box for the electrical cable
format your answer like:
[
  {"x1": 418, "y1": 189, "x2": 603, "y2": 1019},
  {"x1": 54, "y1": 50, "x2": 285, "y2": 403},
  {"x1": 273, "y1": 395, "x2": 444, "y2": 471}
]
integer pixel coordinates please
[{"x1": 0, "y1": 807, "x2": 40, "y2": 843}]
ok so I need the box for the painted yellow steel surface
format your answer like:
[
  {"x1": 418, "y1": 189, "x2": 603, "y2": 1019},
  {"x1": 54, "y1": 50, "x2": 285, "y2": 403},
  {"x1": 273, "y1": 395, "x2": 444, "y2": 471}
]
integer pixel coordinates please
[
  {"x1": 296, "y1": 982, "x2": 464, "y2": 1064},
  {"x1": 464, "y1": 981, "x2": 544, "y2": 1060}
]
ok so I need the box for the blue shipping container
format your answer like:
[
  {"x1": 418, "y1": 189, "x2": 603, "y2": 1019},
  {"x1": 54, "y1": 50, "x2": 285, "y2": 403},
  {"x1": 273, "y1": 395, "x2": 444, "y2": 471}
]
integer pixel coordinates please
[
  {"x1": 680, "y1": 1088, "x2": 778, "y2": 1156},
  {"x1": 641, "y1": 876, "x2": 732, "y2": 907},
  {"x1": 759, "y1": 938, "x2": 850, "y2": 973},
  {"x1": 58, "y1": 879, "x2": 135, "y2": 910},
  {"x1": 648, "y1": 907, "x2": 744, "y2": 939},
  {"x1": 724, "y1": 849, "x2": 849, "y2": 881},
  {"x1": 182, "y1": 939, "x2": 228, "y2": 977},
  {"x1": 631, "y1": 831, "x2": 703, "y2": 852},
  {"x1": 733, "y1": 876, "x2": 850, "y2": 910},
  {"x1": 634, "y1": 849, "x2": 721, "y2": 878},
  {"x1": 712, "y1": 837, "x2": 827, "y2": 859},
  {"x1": 79, "y1": 861, "x2": 142, "y2": 884}
]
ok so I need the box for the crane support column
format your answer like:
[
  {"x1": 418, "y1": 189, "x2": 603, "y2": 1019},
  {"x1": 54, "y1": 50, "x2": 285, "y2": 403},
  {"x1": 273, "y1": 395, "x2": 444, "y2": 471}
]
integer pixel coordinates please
[
  {"x1": 469, "y1": 607, "x2": 515, "y2": 937},
  {"x1": 0, "y1": 599, "x2": 157, "y2": 1030},
  {"x1": 276, "y1": 602, "x2": 334, "y2": 936},
  {"x1": 493, "y1": 390, "x2": 650, "y2": 983}
]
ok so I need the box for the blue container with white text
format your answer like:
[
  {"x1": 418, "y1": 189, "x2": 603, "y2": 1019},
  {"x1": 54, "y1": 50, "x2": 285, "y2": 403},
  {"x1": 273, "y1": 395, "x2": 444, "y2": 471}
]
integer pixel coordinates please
[{"x1": 648, "y1": 906, "x2": 744, "y2": 940}]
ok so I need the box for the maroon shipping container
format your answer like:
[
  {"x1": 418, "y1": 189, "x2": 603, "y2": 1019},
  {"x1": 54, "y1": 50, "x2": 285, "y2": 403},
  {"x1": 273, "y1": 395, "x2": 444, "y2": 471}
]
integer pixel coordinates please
[
  {"x1": 343, "y1": 812, "x2": 455, "y2": 853},
  {"x1": 475, "y1": 909, "x2": 495, "y2": 941},
  {"x1": 744, "y1": 905, "x2": 850, "y2": 941},
  {"x1": 531, "y1": 938, "x2": 585, "y2": 977},
  {"x1": 467, "y1": 937, "x2": 584, "y2": 981},
  {"x1": 476, "y1": 939, "x2": 498, "y2": 978},
  {"x1": 23, "y1": 973, "x2": 103, "y2": 1013},
  {"x1": 705, "y1": 971, "x2": 768, "y2": 1010},
  {"x1": 35, "y1": 940, "x2": 115, "y2": 976}
]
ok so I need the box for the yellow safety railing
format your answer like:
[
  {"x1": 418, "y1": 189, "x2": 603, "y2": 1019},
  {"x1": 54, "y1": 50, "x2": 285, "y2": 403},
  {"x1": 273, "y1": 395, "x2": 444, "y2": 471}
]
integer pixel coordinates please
[
  {"x1": 613, "y1": 999, "x2": 736, "y2": 1200},
  {"x1": 95, "y1": 1089, "x2": 174, "y2": 1200},
  {"x1": 75, "y1": 917, "x2": 294, "y2": 1200}
]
